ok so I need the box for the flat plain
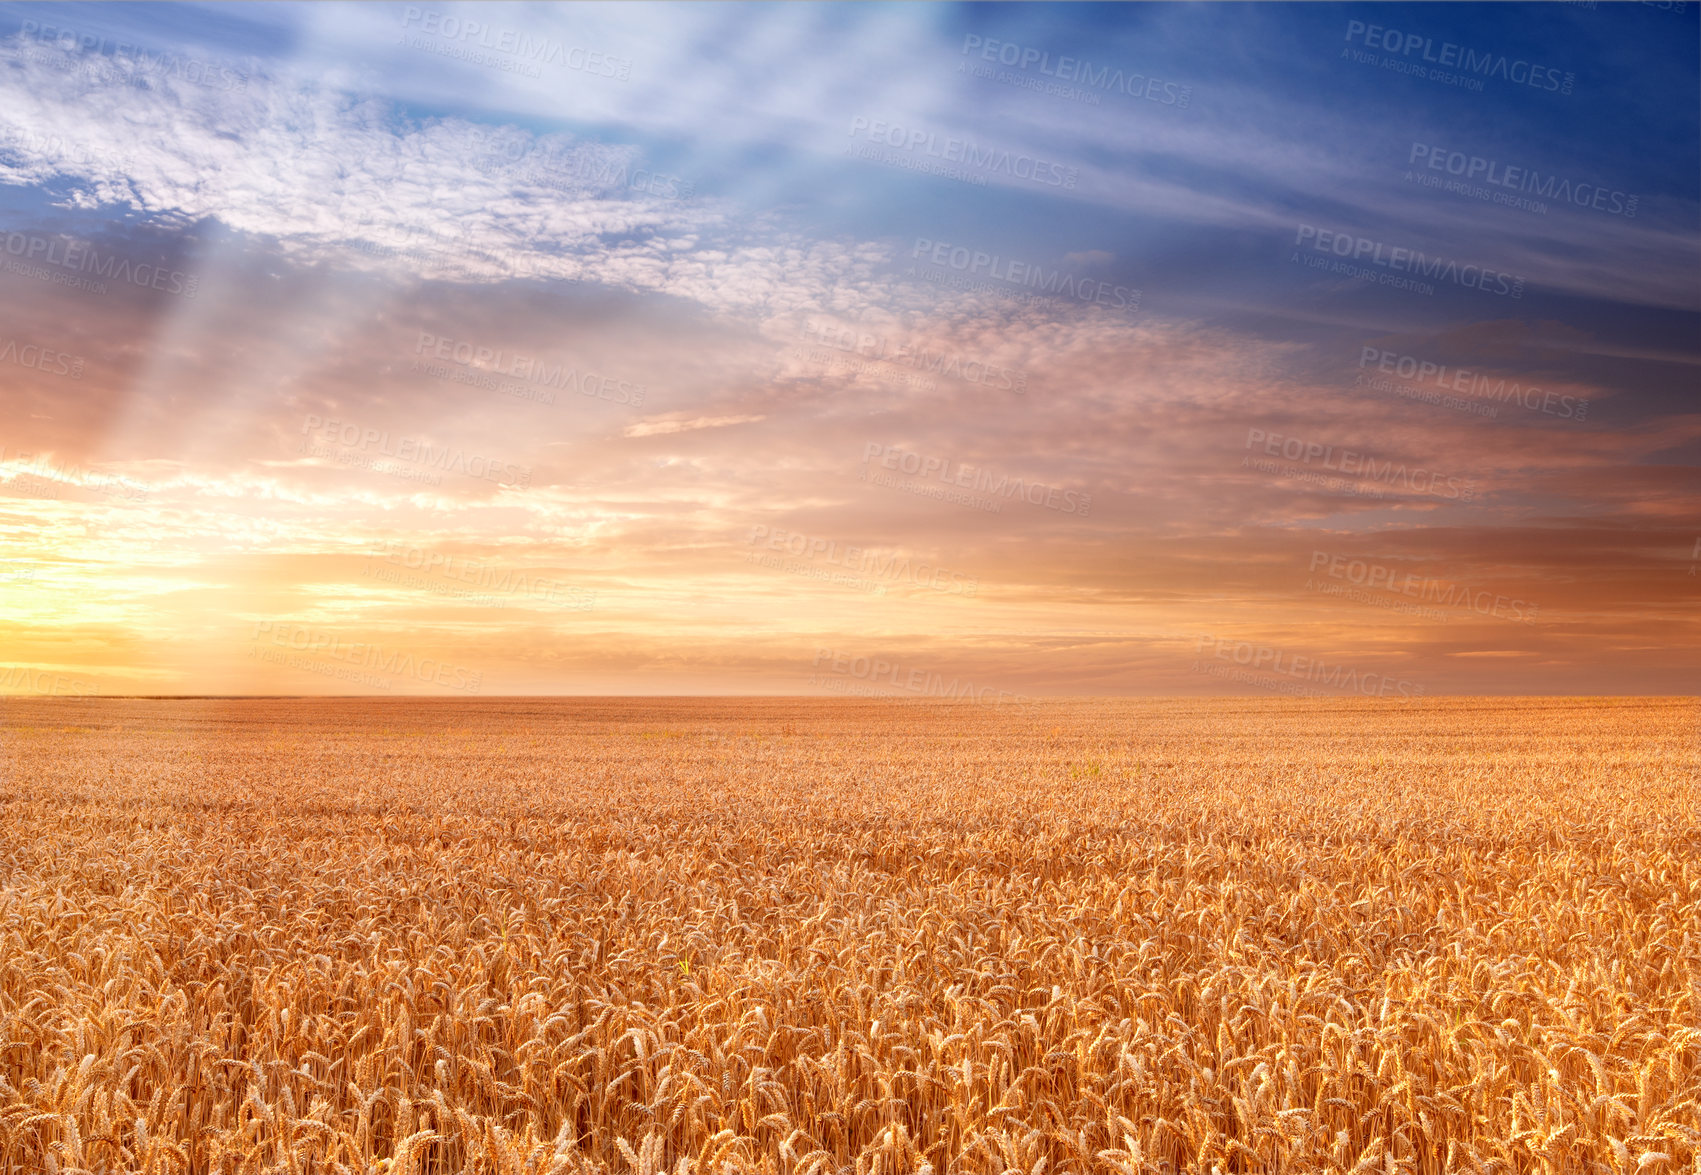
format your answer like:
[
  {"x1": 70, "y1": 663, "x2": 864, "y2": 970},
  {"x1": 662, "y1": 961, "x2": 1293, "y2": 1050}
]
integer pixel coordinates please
[{"x1": 0, "y1": 696, "x2": 1695, "y2": 1174}]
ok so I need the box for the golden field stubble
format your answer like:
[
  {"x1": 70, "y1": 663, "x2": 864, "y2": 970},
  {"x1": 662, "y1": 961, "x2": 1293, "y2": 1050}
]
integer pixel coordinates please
[{"x1": 0, "y1": 697, "x2": 1695, "y2": 1175}]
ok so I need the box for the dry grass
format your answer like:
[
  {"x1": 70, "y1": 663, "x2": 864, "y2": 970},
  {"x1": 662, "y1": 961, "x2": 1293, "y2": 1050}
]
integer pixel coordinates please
[{"x1": 0, "y1": 696, "x2": 1696, "y2": 1174}]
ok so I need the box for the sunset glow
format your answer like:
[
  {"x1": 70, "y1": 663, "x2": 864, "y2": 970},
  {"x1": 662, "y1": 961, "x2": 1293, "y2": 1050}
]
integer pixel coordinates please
[{"x1": 2, "y1": 1, "x2": 1697, "y2": 696}]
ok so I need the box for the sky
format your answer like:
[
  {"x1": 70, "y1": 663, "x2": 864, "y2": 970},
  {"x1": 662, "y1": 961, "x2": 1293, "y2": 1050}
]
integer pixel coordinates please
[{"x1": 0, "y1": 0, "x2": 1697, "y2": 698}]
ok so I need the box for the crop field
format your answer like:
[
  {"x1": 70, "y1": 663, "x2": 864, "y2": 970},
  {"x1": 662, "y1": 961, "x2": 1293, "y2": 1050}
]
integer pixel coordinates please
[{"x1": 0, "y1": 696, "x2": 1696, "y2": 1175}]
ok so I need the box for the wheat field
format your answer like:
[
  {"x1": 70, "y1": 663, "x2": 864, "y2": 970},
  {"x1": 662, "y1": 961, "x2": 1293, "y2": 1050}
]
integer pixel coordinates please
[{"x1": 0, "y1": 696, "x2": 1695, "y2": 1174}]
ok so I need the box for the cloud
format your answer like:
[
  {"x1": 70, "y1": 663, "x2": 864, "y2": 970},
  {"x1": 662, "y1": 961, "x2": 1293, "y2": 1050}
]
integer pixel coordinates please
[
  {"x1": 5, "y1": 4, "x2": 1696, "y2": 319},
  {"x1": 623, "y1": 414, "x2": 767, "y2": 437}
]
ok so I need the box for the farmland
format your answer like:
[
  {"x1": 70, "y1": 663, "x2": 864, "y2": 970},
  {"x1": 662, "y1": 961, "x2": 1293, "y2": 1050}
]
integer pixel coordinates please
[{"x1": 0, "y1": 696, "x2": 1696, "y2": 1173}]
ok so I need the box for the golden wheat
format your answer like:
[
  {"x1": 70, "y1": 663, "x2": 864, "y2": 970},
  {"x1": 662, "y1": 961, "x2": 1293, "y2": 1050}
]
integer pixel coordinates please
[{"x1": 0, "y1": 696, "x2": 1695, "y2": 1174}]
